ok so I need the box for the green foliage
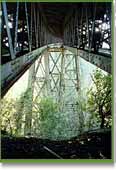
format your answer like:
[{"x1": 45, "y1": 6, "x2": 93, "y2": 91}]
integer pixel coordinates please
[
  {"x1": 37, "y1": 98, "x2": 59, "y2": 139},
  {"x1": 1, "y1": 69, "x2": 112, "y2": 139},
  {"x1": 75, "y1": 93, "x2": 86, "y2": 133},
  {"x1": 39, "y1": 98, "x2": 58, "y2": 121},
  {"x1": 1, "y1": 89, "x2": 32, "y2": 136},
  {"x1": 34, "y1": 97, "x2": 78, "y2": 140},
  {"x1": 86, "y1": 69, "x2": 112, "y2": 128},
  {"x1": 15, "y1": 92, "x2": 26, "y2": 135},
  {"x1": 1, "y1": 98, "x2": 17, "y2": 135}
]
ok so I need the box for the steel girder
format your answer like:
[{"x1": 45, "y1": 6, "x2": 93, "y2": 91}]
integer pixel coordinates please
[{"x1": 1, "y1": 2, "x2": 112, "y2": 97}]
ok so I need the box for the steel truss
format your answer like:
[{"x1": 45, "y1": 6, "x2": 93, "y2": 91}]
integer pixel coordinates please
[
  {"x1": 1, "y1": 2, "x2": 112, "y2": 97},
  {"x1": 29, "y1": 47, "x2": 79, "y2": 113},
  {"x1": 64, "y1": 4, "x2": 111, "y2": 53}
]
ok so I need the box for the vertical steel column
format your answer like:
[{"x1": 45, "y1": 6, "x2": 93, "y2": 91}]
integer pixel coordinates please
[
  {"x1": 0, "y1": 3, "x2": 2, "y2": 97},
  {"x1": 24, "y1": 63, "x2": 36, "y2": 136},
  {"x1": 58, "y1": 49, "x2": 65, "y2": 112},
  {"x1": 28, "y1": 64, "x2": 36, "y2": 89},
  {"x1": 44, "y1": 50, "x2": 51, "y2": 96},
  {"x1": 77, "y1": 14, "x2": 80, "y2": 48},
  {"x1": 72, "y1": 12, "x2": 76, "y2": 47},
  {"x1": 109, "y1": 7, "x2": 111, "y2": 50},
  {"x1": 89, "y1": 4, "x2": 96, "y2": 52},
  {"x1": 34, "y1": 4, "x2": 39, "y2": 48},
  {"x1": 86, "y1": 7, "x2": 90, "y2": 49},
  {"x1": 24, "y1": 3, "x2": 35, "y2": 135},
  {"x1": 80, "y1": 8, "x2": 83, "y2": 48},
  {"x1": 0, "y1": 3, "x2": 2, "y2": 35},
  {"x1": 25, "y1": 2, "x2": 31, "y2": 52},
  {"x1": 14, "y1": 2, "x2": 19, "y2": 55},
  {"x1": 63, "y1": 27, "x2": 66, "y2": 44},
  {"x1": 2, "y1": 2, "x2": 15, "y2": 59},
  {"x1": 0, "y1": 4, "x2": 2, "y2": 58},
  {"x1": 34, "y1": 4, "x2": 37, "y2": 39},
  {"x1": 74, "y1": 54, "x2": 80, "y2": 91},
  {"x1": 36, "y1": 6, "x2": 39, "y2": 48},
  {"x1": 30, "y1": 3, "x2": 33, "y2": 51},
  {"x1": 39, "y1": 14, "x2": 42, "y2": 46},
  {"x1": 74, "y1": 51, "x2": 84, "y2": 134},
  {"x1": 73, "y1": 9, "x2": 78, "y2": 47}
]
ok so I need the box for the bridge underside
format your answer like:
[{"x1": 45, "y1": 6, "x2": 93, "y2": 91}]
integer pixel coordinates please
[
  {"x1": 1, "y1": 44, "x2": 111, "y2": 97},
  {"x1": 0, "y1": 2, "x2": 112, "y2": 159},
  {"x1": 1, "y1": 2, "x2": 112, "y2": 96}
]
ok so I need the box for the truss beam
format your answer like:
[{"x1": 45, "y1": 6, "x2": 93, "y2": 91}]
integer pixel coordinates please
[
  {"x1": 1, "y1": 46, "x2": 47, "y2": 97},
  {"x1": 65, "y1": 46, "x2": 111, "y2": 73}
]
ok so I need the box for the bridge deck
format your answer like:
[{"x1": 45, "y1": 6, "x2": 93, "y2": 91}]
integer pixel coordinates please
[{"x1": 1, "y1": 45, "x2": 111, "y2": 97}]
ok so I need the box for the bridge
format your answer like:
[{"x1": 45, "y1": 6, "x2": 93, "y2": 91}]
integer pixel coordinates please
[
  {"x1": 1, "y1": 2, "x2": 112, "y2": 97},
  {"x1": 0, "y1": 1, "x2": 113, "y2": 160}
]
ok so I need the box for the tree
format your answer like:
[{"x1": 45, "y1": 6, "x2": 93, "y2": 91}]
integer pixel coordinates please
[
  {"x1": 76, "y1": 93, "x2": 85, "y2": 134},
  {"x1": 1, "y1": 89, "x2": 33, "y2": 137},
  {"x1": 23, "y1": 89, "x2": 33, "y2": 136},
  {"x1": 15, "y1": 93, "x2": 25, "y2": 136},
  {"x1": 1, "y1": 98, "x2": 17, "y2": 135},
  {"x1": 36, "y1": 97, "x2": 59, "y2": 139},
  {"x1": 87, "y1": 69, "x2": 112, "y2": 128}
]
